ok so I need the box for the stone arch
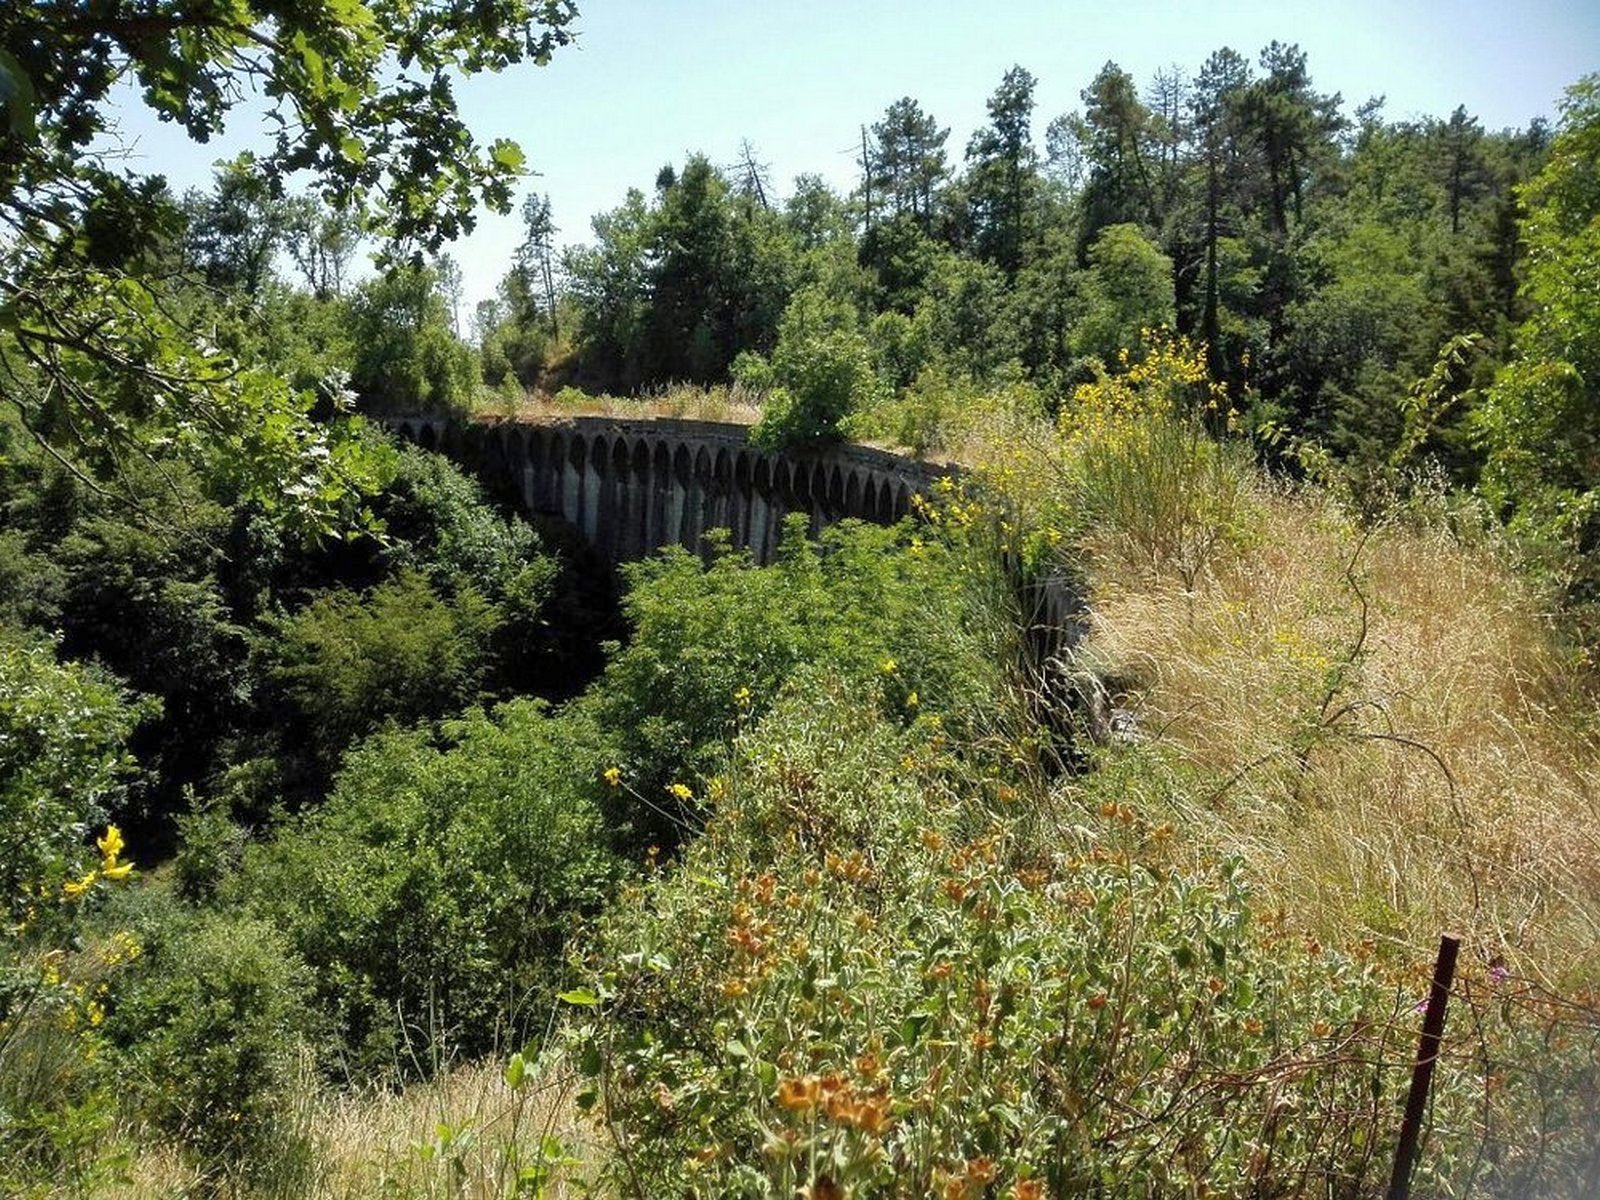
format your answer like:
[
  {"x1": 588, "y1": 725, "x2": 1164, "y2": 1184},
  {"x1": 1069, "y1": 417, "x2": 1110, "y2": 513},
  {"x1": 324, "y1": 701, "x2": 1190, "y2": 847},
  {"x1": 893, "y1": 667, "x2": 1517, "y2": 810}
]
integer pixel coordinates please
[
  {"x1": 752, "y1": 456, "x2": 776, "y2": 562},
  {"x1": 652, "y1": 440, "x2": 673, "y2": 552},
  {"x1": 689, "y1": 445, "x2": 712, "y2": 555},
  {"x1": 524, "y1": 428, "x2": 547, "y2": 513},
  {"x1": 627, "y1": 438, "x2": 651, "y2": 561},
  {"x1": 877, "y1": 474, "x2": 898, "y2": 524},
  {"x1": 564, "y1": 434, "x2": 587, "y2": 528},
  {"x1": 710, "y1": 446, "x2": 733, "y2": 545},
  {"x1": 671, "y1": 444, "x2": 692, "y2": 549},
  {"x1": 844, "y1": 470, "x2": 861, "y2": 519},
  {"x1": 418, "y1": 423, "x2": 438, "y2": 451},
  {"x1": 895, "y1": 482, "x2": 912, "y2": 521},
  {"x1": 603, "y1": 437, "x2": 630, "y2": 560},
  {"x1": 583, "y1": 434, "x2": 608, "y2": 544},
  {"x1": 732, "y1": 451, "x2": 754, "y2": 552}
]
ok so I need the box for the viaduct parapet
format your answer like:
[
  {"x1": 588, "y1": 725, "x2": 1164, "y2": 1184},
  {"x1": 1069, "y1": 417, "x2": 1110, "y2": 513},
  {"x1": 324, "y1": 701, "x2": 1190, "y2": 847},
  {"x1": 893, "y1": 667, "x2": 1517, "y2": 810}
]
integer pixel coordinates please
[{"x1": 388, "y1": 414, "x2": 957, "y2": 566}]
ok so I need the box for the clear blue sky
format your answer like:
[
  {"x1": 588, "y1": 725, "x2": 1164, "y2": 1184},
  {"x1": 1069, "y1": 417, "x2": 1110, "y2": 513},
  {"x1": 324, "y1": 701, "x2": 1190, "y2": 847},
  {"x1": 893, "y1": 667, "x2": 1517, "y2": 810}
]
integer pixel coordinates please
[{"x1": 105, "y1": 0, "x2": 1600, "y2": 312}]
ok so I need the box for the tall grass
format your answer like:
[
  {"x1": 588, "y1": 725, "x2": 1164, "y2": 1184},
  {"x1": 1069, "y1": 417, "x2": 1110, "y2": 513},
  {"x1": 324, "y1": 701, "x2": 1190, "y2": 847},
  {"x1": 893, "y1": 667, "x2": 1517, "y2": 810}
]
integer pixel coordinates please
[
  {"x1": 1076, "y1": 487, "x2": 1600, "y2": 985},
  {"x1": 109, "y1": 1055, "x2": 593, "y2": 1200},
  {"x1": 481, "y1": 382, "x2": 765, "y2": 426}
]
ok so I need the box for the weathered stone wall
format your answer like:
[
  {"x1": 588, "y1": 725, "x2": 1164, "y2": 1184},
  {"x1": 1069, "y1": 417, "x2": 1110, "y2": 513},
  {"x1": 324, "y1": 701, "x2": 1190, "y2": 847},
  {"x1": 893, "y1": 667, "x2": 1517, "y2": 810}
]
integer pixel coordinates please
[{"x1": 389, "y1": 415, "x2": 956, "y2": 565}]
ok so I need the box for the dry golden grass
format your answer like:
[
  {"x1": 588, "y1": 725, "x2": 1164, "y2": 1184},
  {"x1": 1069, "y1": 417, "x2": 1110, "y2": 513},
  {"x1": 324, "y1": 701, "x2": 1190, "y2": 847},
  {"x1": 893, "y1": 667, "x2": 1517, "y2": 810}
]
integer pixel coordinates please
[
  {"x1": 1078, "y1": 485, "x2": 1600, "y2": 986},
  {"x1": 108, "y1": 1055, "x2": 595, "y2": 1200},
  {"x1": 482, "y1": 381, "x2": 765, "y2": 426}
]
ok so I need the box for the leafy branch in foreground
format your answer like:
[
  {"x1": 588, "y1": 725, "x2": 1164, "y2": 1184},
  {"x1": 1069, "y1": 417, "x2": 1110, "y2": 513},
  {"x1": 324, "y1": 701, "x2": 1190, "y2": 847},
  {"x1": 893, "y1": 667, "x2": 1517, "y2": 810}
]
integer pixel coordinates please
[{"x1": 0, "y1": 0, "x2": 578, "y2": 535}]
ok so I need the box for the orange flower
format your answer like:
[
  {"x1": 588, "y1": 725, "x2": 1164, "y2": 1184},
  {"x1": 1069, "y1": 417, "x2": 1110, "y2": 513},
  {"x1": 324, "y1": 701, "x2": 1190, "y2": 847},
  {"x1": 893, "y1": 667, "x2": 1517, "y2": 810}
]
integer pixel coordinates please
[
  {"x1": 777, "y1": 1076, "x2": 821, "y2": 1112},
  {"x1": 965, "y1": 1157, "x2": 998, "y2": 1184},
  {"x1": 1012, "y1": 1180, "x2": 1047, "y2": 1200}
]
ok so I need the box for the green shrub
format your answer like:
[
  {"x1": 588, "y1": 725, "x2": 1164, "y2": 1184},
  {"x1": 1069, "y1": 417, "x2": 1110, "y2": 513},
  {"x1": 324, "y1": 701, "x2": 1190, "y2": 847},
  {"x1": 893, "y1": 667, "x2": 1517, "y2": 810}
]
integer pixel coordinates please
[
  {"x1": 579, "y1": 516, "x2": 1003, "y2": 845},
  {"x1": 107, "y1": 907, "x2": 314, "y2": 1182},
  {"x1": 239, "y1": 701, "x2": 621, "y2": 1074},
  {"x1": 172, "y1": 798, "x2": 248, "y2": 903},
  {"x1": 375, "y1": 445, "x2": 561, "y2": 693},
  {"x1": 268, "y1": 568, "x2": 500, "y2": 764},
  {"x1": 573, "y1": 678, "x2": 1600, "y2": 1197},
  {"x1": 746, "y1": 287, "x2": 881, "y2": 449},
  {"x1": 1056, "y1": 334, "x2": 1258, "y2": 588},
  {"x1": 0, "y1": 630, "x2": 152, "y2": 922},
  {"x1": 346, "y1": 265, "x2": 479, "y2": 414}
]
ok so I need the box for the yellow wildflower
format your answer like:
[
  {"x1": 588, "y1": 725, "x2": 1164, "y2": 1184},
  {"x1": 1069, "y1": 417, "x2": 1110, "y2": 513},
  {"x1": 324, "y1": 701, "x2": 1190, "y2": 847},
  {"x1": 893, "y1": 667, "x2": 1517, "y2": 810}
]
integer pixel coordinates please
[
  {"x1": 879, "y1": 657, "x2": 898, "y2": 675},
  {"x1": 734, "y1": 686, "x2": 752, "y2": 705},
  {"x1": 102, "y1": 861, "x2": 134, "y2": 882},
  {"x1": 603, "y1": 767, "x2": 622, "y2": 788},
  {"x1": 97, "y1": 825, "x2": 124, "y2": 866},
  {"x1": 62, "y1": 871, "x2": 97, "y2": 899},
  {"x1": 668, "y1": 782, "x2": 693, "y2": 802}
]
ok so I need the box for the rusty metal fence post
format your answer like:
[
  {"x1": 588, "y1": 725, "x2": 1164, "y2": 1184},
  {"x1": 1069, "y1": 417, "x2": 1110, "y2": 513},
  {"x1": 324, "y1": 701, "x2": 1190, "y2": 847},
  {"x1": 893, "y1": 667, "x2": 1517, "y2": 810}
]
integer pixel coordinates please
[{"x1": 1387, "y1": 933, "x2": 1461, "y2": 1200}]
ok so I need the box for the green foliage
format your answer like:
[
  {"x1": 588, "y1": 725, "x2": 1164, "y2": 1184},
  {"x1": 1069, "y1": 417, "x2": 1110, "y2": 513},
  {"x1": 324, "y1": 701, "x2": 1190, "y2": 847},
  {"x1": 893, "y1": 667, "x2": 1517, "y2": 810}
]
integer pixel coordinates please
[
  {"x1": 1070, "y1": 223, "x2": 1176, "y2": 364},
  {"x1": 0, "y1": 630, "x2": 151, "y2": 921},
  {"x1": 1475, "y1": 76, "x2": 1600, "y2": 627},
  {"x1": 581, "y1": 514, "x2": 1003, "y2": 846},
  {"x1": 347, "y1": 265, "x2": 481, "y2": 414},
  {"x1": 269, "y1": 569, "x2": 501, "y2": 765},
  {"x1": 378, "y1": 449, "x2": 545, "y2": 591},
  {"x1": 1055, "y1": 335, "x2": 1258, "y2": 588},
  {"x1": 172, "y1": 800, "x2": 248, "y2": 903},
  {"x1": 0, "y1": 0, "x2": 571, "y2": 532},
  {"x1": 573, "y1": 681, "x2": 1436, "y2": 1196},
  {"x1": 107, "y1": 907, "x2": 315, "y2": 1178},
  {"x1": 964, "y1": 66, "x2": 1041, "y2": 274},
  {"x1": 747, "y1": 287, "x2": 882, "y2": 449},
  {"x1": 561, "y1": 155, "x2": 797, "y2": 392},
  {"x1": 239, "y1": 702, "x2": 621, "y2": 1072}
]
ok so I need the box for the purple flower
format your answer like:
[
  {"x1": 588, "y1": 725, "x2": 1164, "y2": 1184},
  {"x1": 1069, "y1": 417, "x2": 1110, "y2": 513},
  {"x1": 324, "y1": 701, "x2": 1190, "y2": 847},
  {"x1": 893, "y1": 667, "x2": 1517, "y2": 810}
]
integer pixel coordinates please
[
  {"x1": 1413, "y1": 997, "x2": 1430, "y2": 1015},
  {"x1": 1489, "y1": 964, "x2": 1510, "y2": 984}
]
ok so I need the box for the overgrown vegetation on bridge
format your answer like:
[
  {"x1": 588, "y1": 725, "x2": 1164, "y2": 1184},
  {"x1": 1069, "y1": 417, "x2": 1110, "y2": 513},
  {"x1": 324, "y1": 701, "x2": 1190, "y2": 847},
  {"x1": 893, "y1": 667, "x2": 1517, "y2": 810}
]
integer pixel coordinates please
[{"x1": 3, "y1": 3, "x2": 1599, "y2": 1196}]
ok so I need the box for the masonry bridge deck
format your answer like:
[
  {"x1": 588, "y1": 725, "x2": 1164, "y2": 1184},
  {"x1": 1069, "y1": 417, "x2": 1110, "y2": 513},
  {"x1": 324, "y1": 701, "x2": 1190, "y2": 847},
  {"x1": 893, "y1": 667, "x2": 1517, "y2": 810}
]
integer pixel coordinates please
[{"x1": 389, "y1": 414, "x2": 958, "y2": 566}]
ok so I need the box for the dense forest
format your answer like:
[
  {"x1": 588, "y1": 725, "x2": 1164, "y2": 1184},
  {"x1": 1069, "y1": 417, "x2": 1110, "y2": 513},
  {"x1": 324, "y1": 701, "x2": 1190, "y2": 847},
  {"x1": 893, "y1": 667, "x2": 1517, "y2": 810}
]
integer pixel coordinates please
[{"x1": 3, "y1": 1, "x2": 1599, "y2": 1196}]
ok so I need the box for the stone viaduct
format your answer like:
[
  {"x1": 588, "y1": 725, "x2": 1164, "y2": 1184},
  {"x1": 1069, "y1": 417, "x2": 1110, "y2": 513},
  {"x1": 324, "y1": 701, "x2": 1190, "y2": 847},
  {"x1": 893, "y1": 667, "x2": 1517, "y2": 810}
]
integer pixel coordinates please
[
  {"x1": 387, "y1": 414, "x2": 958, "y2": 567},
  {"x1": 388, "y1": 414, "x2": 1087, "y2": 706}
]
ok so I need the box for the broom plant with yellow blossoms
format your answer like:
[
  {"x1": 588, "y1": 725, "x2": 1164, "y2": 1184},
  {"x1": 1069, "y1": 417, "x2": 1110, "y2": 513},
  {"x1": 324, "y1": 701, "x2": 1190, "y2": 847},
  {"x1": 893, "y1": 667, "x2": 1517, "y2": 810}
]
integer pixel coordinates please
[
  {"x1": 973, "y1": 332, "x2": 1259, "y2": 591},
  {"x1": 3, "y1": 824, "x2": 143, "y2": 1194}
]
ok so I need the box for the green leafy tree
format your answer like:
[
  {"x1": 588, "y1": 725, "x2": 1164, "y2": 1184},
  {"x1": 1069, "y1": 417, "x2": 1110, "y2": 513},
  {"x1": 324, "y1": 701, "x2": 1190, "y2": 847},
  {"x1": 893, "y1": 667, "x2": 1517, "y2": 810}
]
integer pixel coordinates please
[
  {"x1": 1071, "y1": 223, "x2": 1176, "y2": 363},
  {"x1": 269, "y1": 569, "x2": 500, "y2": 766},
  {"x1": 182, "y1": 154, "x2": 294, "y2": 296},
  {"x1": 0, "y1": 0, "x2": 575, "y2": 535},
  {"x1": 868, "y1": 98, "x2": 951, "y2": 233},
  {"x1": 965, "y1": 66, "x2": 1041, "y2": 274},
  {"x1": 1190, "y1": 48, "x2": 1254, "y2": 376},
  {"x1": 345, "y1": 264, "x2": 479, "y2": 413},
  {"x1": 239, "y1": 702, "x2": 620, "y2": 1071},
  {"x1": 1475, "y1": 76, "x2": 1600, "y2": 617},
  {"x1": 1076, "y1": 61, "x2": 1160, "y2": 244},
  {"x1": 284, "y1": 193, "x2": 362, "y2": 301},
  {"x1": 562, "y1": 189, "x2": 653, "y2": 390},
  {"x1": 746, "y1": 287, "x2": 880, "y2": 448}
]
